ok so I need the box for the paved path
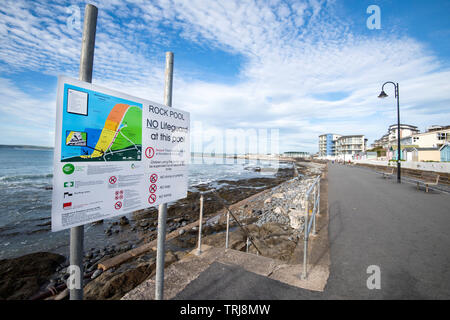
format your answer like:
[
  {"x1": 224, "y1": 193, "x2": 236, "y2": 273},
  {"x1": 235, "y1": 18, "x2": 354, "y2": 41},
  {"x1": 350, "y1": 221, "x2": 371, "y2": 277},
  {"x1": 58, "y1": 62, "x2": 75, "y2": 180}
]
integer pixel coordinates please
[{"x1": 174, "y1": 164, "x2": 450, "y2": 299}]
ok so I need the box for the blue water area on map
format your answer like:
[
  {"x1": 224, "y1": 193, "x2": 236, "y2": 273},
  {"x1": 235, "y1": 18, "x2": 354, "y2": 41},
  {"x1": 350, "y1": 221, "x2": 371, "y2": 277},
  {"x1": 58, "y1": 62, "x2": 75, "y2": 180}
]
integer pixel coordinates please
[
  {"x1": 61, "y1": 84, "x2": 142, "y2": 161},
  {"x1": 81, "y1": 128, "x2": 102, "y2": 156}
]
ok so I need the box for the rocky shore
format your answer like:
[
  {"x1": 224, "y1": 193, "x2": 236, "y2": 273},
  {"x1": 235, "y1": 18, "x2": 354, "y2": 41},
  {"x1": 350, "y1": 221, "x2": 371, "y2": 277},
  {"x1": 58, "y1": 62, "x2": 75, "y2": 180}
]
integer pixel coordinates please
[
  {"x1": 1, "y1": 161, "x2": 327, "y2": 300},
  {"x1": 1, "y1": 164, "x2": 303, "y2": 300}
]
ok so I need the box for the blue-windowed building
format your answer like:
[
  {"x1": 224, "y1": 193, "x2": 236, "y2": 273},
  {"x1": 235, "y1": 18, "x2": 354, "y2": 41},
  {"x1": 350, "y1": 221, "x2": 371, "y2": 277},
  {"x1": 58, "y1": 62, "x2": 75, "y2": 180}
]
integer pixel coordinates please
[{"x1": 319, "y1": 134, "x2": 341, "y2": 157}]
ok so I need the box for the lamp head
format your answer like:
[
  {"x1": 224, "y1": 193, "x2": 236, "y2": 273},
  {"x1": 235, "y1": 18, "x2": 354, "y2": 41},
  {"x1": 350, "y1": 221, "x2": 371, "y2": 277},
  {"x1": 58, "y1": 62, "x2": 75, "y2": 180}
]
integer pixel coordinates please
[{"x1": 378, "y1": 90, "x2": 388, "y2": 99}]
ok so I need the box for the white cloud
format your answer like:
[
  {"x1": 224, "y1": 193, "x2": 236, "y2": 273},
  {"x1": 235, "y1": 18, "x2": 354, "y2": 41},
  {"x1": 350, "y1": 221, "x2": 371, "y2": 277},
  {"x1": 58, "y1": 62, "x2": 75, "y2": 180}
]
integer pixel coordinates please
[{"x1": 0, "y1": 77, "x2": 55, "y2": 146}]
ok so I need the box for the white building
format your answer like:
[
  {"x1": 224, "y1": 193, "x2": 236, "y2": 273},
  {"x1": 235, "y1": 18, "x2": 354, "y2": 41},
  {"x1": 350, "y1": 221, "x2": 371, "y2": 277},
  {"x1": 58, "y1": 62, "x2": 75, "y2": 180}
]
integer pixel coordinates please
[
  {"x1": 318, "y1": 134, "x2": 341, "y2": 157},
  {"x1": 336, "y1": 135, "x2": 367, "y2": 158},
  {"x1": 400, "y1": 128, "x2": 450, "y2": 149},
  {"x1": 373, "y1": 124, "x2": 420, "y2": 149}
]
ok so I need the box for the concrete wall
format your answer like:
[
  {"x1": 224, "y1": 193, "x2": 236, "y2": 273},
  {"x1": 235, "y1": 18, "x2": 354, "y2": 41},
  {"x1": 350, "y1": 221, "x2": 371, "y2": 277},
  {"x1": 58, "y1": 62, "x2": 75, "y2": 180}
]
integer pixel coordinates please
[
  {"x1": 418, "y1": 150, "x2": 440, "y2": 162},
  {"x1": 354, "y1": 159, "x2": 450, "y2": 173}
]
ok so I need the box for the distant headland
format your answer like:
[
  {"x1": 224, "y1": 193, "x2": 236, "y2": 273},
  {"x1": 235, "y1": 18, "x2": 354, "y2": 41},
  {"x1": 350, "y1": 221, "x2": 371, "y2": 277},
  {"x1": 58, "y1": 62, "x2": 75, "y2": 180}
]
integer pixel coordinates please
[{"x1": 0, "y1": 144, "x2": 53, "y2": 150}]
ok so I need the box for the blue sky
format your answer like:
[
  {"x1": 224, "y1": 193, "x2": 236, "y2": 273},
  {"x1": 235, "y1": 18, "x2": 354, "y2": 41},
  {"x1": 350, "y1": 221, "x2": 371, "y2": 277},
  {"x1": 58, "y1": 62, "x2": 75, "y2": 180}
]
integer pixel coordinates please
[{"x1": 1, "y1": 0, "x2": 449, "y2": 153}]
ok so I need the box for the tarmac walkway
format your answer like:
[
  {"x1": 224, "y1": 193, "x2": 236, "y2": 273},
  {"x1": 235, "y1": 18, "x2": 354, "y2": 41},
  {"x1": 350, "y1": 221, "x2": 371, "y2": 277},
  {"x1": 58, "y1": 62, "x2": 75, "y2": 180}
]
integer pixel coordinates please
[
  {"x1": 123, "y1": 163, "x2": 450, "y2": 300},
  {"x1": 122, "y1": 245, "x2": 328, "y2": 300}
]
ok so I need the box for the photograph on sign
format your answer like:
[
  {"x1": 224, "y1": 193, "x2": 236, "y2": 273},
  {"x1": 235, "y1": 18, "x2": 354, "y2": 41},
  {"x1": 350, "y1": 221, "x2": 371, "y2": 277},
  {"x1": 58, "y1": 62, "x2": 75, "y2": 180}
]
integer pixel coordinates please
[{"x1": 67, "y1": 88, "x2": 88, "y2": 115}]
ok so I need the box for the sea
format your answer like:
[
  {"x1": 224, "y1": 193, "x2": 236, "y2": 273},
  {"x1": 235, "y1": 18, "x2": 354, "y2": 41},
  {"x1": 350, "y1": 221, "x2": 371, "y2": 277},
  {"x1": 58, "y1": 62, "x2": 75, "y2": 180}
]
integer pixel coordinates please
[{"x1": 0, "y1": 146, "x2": 288, "y2": 259}]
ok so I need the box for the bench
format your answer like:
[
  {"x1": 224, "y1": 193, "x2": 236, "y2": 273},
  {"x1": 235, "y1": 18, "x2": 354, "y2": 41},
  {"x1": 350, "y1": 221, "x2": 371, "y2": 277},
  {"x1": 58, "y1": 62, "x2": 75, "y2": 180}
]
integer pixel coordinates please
[
  {"x1": 377, "y1": 167, "x2": 394, "y2": 179},
  {"x1": 415, "y1": 172, "x2": 440, "y2": 193}
]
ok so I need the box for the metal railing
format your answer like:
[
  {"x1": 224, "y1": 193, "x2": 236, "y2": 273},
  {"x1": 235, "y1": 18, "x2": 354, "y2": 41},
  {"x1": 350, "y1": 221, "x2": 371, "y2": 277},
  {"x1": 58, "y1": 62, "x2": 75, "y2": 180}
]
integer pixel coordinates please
[
  {"x1": 195, "y1": 190, "x2": 262, "y2": 256},
  {"x1": 194, "y1": 172, "x2": 322, "y2": 281},
  {"x1": 302, "y1": 175, "x2": 321, "y2": 279}
]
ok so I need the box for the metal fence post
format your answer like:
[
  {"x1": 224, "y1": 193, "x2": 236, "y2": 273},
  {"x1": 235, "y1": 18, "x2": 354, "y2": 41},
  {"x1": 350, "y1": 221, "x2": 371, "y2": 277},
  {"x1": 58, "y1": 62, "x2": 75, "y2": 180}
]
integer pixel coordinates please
[
  {"x1": 155, "y1": 52, "x2": 174, "y2": 300},
  {"x1": 317, "y1": 180, "x2": 321, "y2": 216},
  {"x1": 69, "y1": 3, "x2": 97, "y2": 301},
  {"x1": 196, "y1": 194, "x2": 204, "y2": 256},
  {"x1": 302, "y1": 194, "x2": 309, "y2": 280},
  {"x1": 225, "y1": 210, "x2": 230, "y2": 249},
  {"x1": 312, "y1": 184, "x2": 317, "y2": 236}
]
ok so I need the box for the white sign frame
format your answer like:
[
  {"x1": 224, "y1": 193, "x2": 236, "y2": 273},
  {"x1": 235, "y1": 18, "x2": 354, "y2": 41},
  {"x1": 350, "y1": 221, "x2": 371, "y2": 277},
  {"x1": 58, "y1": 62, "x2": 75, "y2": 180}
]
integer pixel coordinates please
[{"x1": 52, "y1": 76, "x2": 190, "y2": 232}]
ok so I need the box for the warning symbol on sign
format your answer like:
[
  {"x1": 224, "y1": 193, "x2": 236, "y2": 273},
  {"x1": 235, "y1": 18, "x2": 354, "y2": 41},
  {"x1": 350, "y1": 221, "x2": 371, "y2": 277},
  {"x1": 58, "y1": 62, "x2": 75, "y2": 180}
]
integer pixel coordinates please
[
  {"x1": 109, "y1": 176, "x2": 117, "y2": 184},
  {"x1": 149, "y1": 184, "x2": 157, "y2": 193},
  {"x1": 145, "y1": 147, "x2": 155, "y2": 159},
  {"x1": 115, "y1": 190, "x2": 124, "y2": 200},
  {"x1": 148, "y1": 194, "x2": 156, "y2": 204},
  {"x1": 150, "y1": 174, "x2": 158, "y2": 183},
  {"x1": 114, "y1": 201, "x2": 122, "y2": 210}
]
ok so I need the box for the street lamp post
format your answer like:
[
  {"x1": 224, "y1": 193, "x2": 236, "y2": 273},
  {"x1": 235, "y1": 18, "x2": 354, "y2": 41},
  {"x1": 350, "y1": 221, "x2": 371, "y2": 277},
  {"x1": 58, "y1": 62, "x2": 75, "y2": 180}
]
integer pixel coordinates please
[{"x1": 378, "y1": 81, "x2": 401, "y2": 183}]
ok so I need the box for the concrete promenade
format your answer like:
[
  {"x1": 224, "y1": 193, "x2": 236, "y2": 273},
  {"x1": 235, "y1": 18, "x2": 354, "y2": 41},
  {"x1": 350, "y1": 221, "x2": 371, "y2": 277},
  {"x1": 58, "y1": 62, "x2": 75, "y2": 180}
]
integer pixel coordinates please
[
  {"x1": 171, "y1": 163, "x2": 450, "y2": 299},
  {"x1": 319, "y1": 163, "x2": 450, "y2": 299}
]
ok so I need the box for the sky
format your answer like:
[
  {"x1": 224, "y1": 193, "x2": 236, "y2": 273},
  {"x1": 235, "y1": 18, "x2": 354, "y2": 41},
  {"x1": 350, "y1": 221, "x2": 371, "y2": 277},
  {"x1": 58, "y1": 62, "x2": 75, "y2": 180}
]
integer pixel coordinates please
[{"x1": 1, "y1": 0, "x2": 450, "y2": 153}]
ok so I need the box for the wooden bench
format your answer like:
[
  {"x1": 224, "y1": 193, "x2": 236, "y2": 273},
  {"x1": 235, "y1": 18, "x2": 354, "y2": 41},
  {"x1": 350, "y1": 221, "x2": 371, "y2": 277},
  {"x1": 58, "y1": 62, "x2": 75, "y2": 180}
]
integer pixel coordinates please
[
  {"x1": 377, "y1": 167, "x2": 394, "y2": 179},
  {"x1": 415, "y1": 172, "x2": 440, "y2": 193}
]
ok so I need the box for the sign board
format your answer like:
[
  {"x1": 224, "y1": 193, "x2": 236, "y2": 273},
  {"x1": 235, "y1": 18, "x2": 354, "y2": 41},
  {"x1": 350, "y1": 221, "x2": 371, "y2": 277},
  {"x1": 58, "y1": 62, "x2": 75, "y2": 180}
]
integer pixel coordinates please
[{"x1": 51, "y1": 76, "x2": 190, "y2": 231}]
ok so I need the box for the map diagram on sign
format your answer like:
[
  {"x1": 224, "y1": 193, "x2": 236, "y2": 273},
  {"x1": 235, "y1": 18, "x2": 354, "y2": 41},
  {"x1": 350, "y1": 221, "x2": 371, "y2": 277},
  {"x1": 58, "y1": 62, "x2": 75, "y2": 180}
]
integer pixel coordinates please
[{"x1": 61, "y1": 84, "x2": 142, "y2": 162}]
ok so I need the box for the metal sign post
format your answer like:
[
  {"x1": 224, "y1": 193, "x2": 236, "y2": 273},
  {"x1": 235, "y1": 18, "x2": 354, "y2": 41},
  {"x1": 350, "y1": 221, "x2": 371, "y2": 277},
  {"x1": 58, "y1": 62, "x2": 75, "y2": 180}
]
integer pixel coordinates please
[
  {"x1": 155, "y1": 52, "x2": 174, "y2": 300},
  {"x1": 196, "y1": 193, "x2": 204, "y2": 256},
  {"x1": 69, "y1": 4, "x2": 97, "y2": 300}
]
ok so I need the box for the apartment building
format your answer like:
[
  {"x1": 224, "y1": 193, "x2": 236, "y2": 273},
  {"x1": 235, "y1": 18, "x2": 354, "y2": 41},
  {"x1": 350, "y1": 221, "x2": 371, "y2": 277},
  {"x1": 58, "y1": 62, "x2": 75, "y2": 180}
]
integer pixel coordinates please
[
  {"x1": 335, "y1": 135, "x2": 367, "y2": 157},
  {"x1": 400, "y1": 128, "x2": 450, "y2": 149},
  {"x1": 387, "y1": 124, "x2": 420, "y2": 143},
  {"x1": 373, "y1": 124, "x2": 419, "y2": 148},
  {"x1": 318, "y1": 134, "x2": 341, "y2": 157}
]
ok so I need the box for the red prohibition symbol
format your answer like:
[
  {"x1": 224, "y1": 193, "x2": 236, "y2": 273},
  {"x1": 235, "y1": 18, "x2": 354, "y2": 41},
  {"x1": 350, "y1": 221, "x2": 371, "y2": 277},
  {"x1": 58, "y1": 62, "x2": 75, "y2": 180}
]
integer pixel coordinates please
[
  {"x1": 148, "y1": 194, "x2": 157, "y2": 204},
  {"x1": 145, "y1": 147, "x2": 155, "y2": 159},
  {"x1": 114, "y1": 201, "x2": 122, "y2": 210},
  {"x1": 150, "y1": 173, "x2": 158, "y2": 183},
  {"x1": 109, "y1": 176, "x2": 117, "y2": 184},
  {"x1": 149, "y1": 184, "x2": 157, "y2": 193}
]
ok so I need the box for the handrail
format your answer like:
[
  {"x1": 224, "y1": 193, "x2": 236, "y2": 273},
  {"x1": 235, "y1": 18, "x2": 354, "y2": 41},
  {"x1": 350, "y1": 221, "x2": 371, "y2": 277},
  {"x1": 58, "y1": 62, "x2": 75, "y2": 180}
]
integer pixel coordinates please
[
  {"x1": 210, "y1": 190, "x2": 263, "y2": 255},
  {"x1": 302, "y1": 175, "x2": 321, "y2": 280},
  {"x1": 194, "y1": 172, "x2": 321, "y2": 273},
  {"x1": 195, "y1": 188, "x2": 264, "y2": 255}
]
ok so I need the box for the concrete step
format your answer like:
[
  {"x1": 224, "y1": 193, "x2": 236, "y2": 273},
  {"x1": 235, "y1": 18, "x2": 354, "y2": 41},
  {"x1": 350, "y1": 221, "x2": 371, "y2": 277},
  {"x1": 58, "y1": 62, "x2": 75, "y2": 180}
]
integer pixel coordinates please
[{"x1": 122, "y1": 245, "x2": 329, "y2": 300}]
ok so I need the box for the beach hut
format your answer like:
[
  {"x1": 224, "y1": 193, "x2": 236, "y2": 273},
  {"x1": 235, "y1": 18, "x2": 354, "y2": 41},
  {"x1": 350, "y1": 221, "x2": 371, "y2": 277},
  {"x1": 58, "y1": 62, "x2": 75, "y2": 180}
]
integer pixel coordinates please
[
  {"x1": 402, "y1": 147, "x2": 418, "y2": 162},
  {"x1": 417, "y1": 148, "x2": 440, "y2": 162},
  {"x1": 440, "y1": 143, "x2": 450, "y2": 162}
]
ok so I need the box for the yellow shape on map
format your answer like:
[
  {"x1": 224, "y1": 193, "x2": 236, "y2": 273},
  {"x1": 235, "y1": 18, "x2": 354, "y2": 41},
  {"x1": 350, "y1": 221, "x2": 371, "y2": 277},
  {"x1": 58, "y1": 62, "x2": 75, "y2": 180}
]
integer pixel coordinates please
[{"x1": 80, "y1": 103, "x2": 130, "y2": 159}]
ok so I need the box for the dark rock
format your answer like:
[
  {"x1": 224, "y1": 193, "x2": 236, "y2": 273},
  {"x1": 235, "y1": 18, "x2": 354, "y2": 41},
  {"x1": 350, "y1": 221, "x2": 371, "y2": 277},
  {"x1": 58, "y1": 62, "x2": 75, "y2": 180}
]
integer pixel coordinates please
[
  {"x1": 139, "y1": 221, "x2": 149, "y2": 228},
  {"x1": 91, "y1": 269, "x2": 103, "y2": 280},
  {"x1": 119, "y1": 216, "x2": 129, "y2": 226},
  {"x1": 0, "y1": 252, "x2": 65, "y2": 300}
]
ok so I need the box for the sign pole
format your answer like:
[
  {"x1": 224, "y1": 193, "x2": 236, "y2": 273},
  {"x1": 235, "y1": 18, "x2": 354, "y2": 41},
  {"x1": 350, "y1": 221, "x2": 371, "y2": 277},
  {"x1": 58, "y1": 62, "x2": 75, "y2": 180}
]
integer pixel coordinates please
[
  {"x1": 155, "y1": 52, "x2": 174, "y2": 300},
  {"x1": 69, "y1": 4, "x2": 97, "y2": 300}
]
